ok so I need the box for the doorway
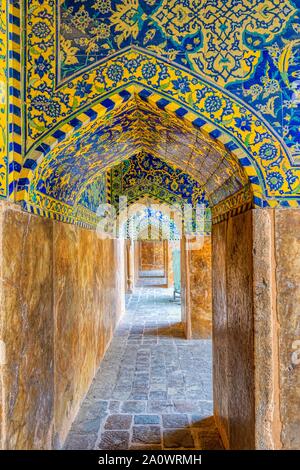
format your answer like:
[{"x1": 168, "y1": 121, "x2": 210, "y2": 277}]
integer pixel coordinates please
[{"x1": 136, "y1": 240, "x2": 168, "y2": 287}]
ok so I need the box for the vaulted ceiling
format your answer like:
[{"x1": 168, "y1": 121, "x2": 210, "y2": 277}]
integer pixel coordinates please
[{"x1": 30, "y1": 96, "x2": 248, "y2": 220}]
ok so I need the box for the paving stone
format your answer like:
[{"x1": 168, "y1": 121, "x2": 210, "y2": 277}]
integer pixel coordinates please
[
  {"x1": 130, "y1": 393, "x2": 149, "y2": 400},
  {"x1": 104, "y1": 414, "x2": 132, "y2": 430},
  {"x1": 93, "y1": 389, "x2": 114, "y2": 400},
  {"x1": 151, "y1": 377, "x2": 167, "y2": 385},
  {"x1": 134, "y1": 415, "x2": 161, "y2": 425},
  {"x1": 121, "y1": 401, "x2": 147, "y2": 413},
  {"x1": 73, "y1": 415, "x2": 102, "y2": 434},
  {"x1": 108, "y1": 401, "x2": 120, "y2": 413},
  {"x1": 149, "y1": 391, "x2": 168, "y2": 400},
  {"x1": 132, "y1": 385, "x2": 149, "y2": 392},
  {"x1": 77, "y1": 400, "x2": 108, "y2": 420},
  {"x1": 111, "y1": 390, "x2": 132, "y2": 400},
  {"x1": 98, "y1": 431, "x2": 130, "y2": 450},
  {"x1": 173, "y1": 400, "x2": 197, "y2": 413},
  {"x1": 163, "y1": 429, "x2": 195, "y2": 449},
  {"x1": 147, "y1": 400, "x2": 174, "y2": 413},
  {"x1": 168, "y1": 389, "x2": 184, "y2": 398},
  {"x1": 64, "y1": 432, "x2": 97, "y2": 450},
  {"x1": 132, "y1": 426, "x2": 161, "y2": 445},
  {"x1": 133, "y1": 377, "x2": 149, "y2": 385},
  {"x1": 162, "y1": 414, "x2": 189, "y2": 429}
]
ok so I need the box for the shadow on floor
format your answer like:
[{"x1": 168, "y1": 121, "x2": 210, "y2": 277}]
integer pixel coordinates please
[
  {"x1": 143, "y1": 322, "x2": 184, "y2": 339},
  {"x1": 128, "y1": 416, "x2": 224, "y2": 451}
]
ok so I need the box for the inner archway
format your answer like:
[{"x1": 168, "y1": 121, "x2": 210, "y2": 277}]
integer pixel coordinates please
[{"x1": 17, "y1": 91, "x2": 254, "y2": 228}]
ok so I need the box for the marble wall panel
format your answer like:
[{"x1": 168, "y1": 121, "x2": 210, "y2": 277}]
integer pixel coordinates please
[
  {"x1": 0, "y1": 203, "x2": 124, "y2": 449},
  {"x1": 212, "y1": 208, "x2": 300, "y2": 450},
  {"x1": 212, "y1": 221, "x2": 229, "y2": 449},
  {"x1": 189, "y1": 236, "x2": 212, "y2": 339},
  {"x1": 226, "y1": 211, "x2": 255, "y2": 450},
  {"x1": 0, "y1": 203, "x2": 54, "y2": 450},
  {"x1": 275, "y1": 210, "x2": 300, "y2": 449},
  {"x1": 53, "y1": 224, "x2": 124, "y2": 447},
  {"x1": 212, "y1": 211, "x2": 255, "y2": 450},
  {"x1": 139, "y1": 241, "x2": 165, "y2": 272}
]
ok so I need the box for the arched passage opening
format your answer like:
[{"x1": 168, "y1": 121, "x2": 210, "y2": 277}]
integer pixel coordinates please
[
  {"x1": 14, "y1": 94, "x2": 265, "y2": 449},
  {"x1": 120, "y1": 202, "x2": 182, "y2": 290},
  {"x1": 16, "y1": 89, "x2": 253, "y2": 223}
]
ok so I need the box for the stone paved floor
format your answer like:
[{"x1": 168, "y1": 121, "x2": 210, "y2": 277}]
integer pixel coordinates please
[{"x1": 64, "y1": 288, "x2": 223, "y2": 450}]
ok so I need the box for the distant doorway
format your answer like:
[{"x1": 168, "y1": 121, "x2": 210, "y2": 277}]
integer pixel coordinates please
[{"x1": 136, "y1": 240, "x2": 168, "y2": 287}]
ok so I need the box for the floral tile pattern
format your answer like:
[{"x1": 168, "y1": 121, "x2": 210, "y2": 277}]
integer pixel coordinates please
[
  {"x1": 59, "y1": 1, "x2": 296, "y2": 86},
  {"x1": 109, "y1": 152, "x2": 212, "y2": 235},
  {"x1": 57, "y1": 0, "x2": 300, "y2": 161},
  {"x1": 78, "y1": 173, "x2": 106, "y2": 213},
  {"x1": 3, "y1": 1, "x2": 300, "y2": 225},
  {"x1": 110, "y1": 151, "x2": 208, "y2": 208}
]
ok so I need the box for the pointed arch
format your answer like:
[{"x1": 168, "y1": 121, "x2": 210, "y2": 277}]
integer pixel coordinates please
[{"x1": 15, "y1": 84, "x2": 264, "y2": 227}]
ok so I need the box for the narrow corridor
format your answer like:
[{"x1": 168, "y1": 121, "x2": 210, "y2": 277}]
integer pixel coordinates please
[{"x1": 64, "y1": 288, "x2": 223, "y2": 450}]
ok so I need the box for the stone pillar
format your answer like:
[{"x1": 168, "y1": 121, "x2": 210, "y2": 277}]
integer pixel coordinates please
[
  {"x1": 116, "y1": 238, "x2": 126, "y2": 317},
  {"x1": 252, "y1": 209, "x2": 280, "y2": 450},
  {"x1": 180, "y1": 235, "x2": 212, "y2": 339},
  {"x1": 125, "y1": 239, "x2": 135, "y2": 293},
  {"x1": 189, "y1": 236, "x2": 212, "y2": 339},
  {"x1": 273, "y1": 209, "x2": 300, "y2": 450},
  {"x1": 180, "y1": 235, "x2": 191, "y2": 338},
  {"x1": 212, "y1": 208, "x2": 300, "y2": 450},
  {"x1": 163, "y1": 240, "x2": 169, "y2": 286},
  {"x1": 167, "y1": 241, "x2": 174, "y2": 287},
  {"x1": 134, "y1": 241, "x2": 139, "y2": 286},
  {"x1": 212, "y1": 219, "x2": 229, "y2": 448}
]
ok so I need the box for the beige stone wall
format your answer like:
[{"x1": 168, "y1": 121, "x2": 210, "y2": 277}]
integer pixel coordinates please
[
  {"x1": 180, "y1": 236, "x2": 190, "y2": 338},
  {"x1": 275, "y1": 210, "x2": 300, "y2": 449},
  {"x1": 0, "y1": 203, "x2": 54, "y2": 450},
  {"x1": 212, "y1": 212, "x2": 255, "y2": 450},
  {"x1": 212, "y1": 221, "x2": 229, "y2": 449},
  {"x1": 181, "y1": 236, "x2": 212, "y2": 339},
  {"x1": 189, "y1": 236, "x2": 212, "y2": 339},
  {"x1": 0, "y1": 203, "x2": 124, "y2": 449},
  {"x1": 53, "y1": 222, "x2": 125, "y2": 448},
  {"x1": 168, "y1": 241, "x2": 174, "y2": 287},
  {"x1": 212, "y1": 208, "x2": 300, "y2": 450},
  {"x1": 139, "y1": 240, "x2": 165, "y2": 271}
]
